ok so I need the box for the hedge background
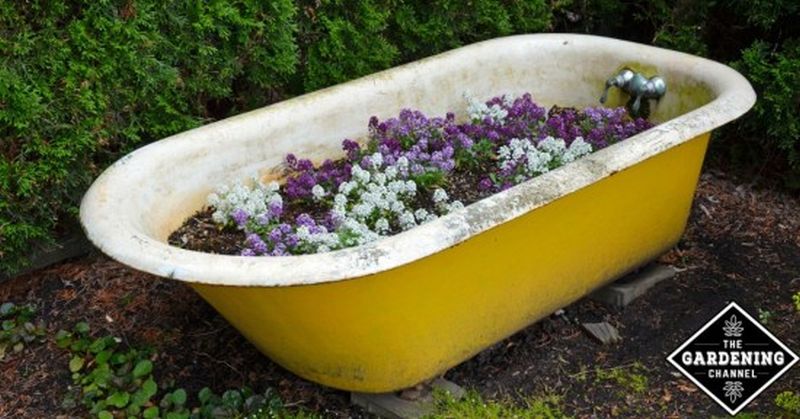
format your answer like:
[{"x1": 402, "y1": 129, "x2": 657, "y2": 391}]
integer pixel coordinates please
[{"x1": 1, "y1": 0, "x2": 798, "y2": 274}]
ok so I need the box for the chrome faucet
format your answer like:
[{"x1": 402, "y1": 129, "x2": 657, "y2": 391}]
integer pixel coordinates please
[{"x1": 600, "y1": 68, "x2": 666, "y2": 116}]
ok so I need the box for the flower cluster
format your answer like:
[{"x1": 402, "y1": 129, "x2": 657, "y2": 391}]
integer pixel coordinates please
[
  {"x1": 200, "y1": 92, "x2": 652, "y2": 257},
  {"x1": 207, "y1": 180, "x2": 282, "y2": 226},
  {"x1": 495, "y1": 137, "x2": 593, "y2": 187},
  {"x1": 542, "y1": 106, "x2": 652, "y2": 148},
  {"x1": 283, "y1": 155, "x2": 352, "y2": 200}
]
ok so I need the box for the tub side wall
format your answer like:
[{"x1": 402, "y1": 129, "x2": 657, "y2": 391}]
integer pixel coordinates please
[{"x1": 191, "y1": 133, "x2": 710, "y2": 392}]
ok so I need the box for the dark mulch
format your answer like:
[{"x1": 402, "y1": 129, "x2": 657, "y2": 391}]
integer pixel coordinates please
[{"x1": 1, "y1": 168, "x2": 799, "y2": 418}]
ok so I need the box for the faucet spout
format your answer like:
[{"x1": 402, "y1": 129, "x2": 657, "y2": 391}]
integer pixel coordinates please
[{"x1": 599, "y1": 68, "x2": 666, "y2": 117}]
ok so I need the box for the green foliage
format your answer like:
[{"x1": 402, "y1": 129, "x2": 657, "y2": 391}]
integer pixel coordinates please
[
  {"x1": 390, "y1": 0, "x2": 551, "y2": 61},
  {"x1": 429, "y1": 389, "x2": 568, "y2": 419},
  {"x1": 730, "y1": 40, "x2": 800, "y2": 185},
  {"x1": 56, "y1": 322, "x2": 310, "y2": 418},
  {"x1": 574, "y1": 362, "x2": 649, "y2": 395},
  {"x1": 0, "y1": 0, "x2": 297, "y2": 275},
  {"x1": 0, "y1": 302, "x2": 46, "y2": 360},
  {"x1": 193, "y1": 387, "x2": 294, "y2": 419},
  {"x1": 776, "y1": 391, "x2": 800, "y2": 416},
  {"x1": 758, "y1": 308, "x2": 773, "y2": 325},
  {"x1": 793, "y1": 292, "x2": 800, "y2": 312},
  {"x1": 295, "y1": 0, "x2": 398, "y2": 91},
  {"x1": 56, "y1": 322, "x2": 173, "y2": 418},
  {"x1": 595, "y1": 363, "x2": 648, "y2": 394}
]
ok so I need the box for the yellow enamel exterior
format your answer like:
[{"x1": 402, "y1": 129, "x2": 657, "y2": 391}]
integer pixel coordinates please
[{"x1": 190, "y1": 133, "x2": 710, "y2": 392}]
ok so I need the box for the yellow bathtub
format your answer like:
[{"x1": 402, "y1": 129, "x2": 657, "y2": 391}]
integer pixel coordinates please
[{"x1": 80, "y1": 34, "x2": 755, "y2": 392}]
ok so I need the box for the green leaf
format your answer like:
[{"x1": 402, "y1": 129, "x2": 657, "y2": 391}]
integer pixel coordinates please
[
  {"x1": 0, "y1": 302, "x2": 14, "y2": 316},
  {"x1": 95, "y1": 350, "x2": 113, "y2": 365},
  {"x1": 55, "y1": 330, "x2": 72, "y2": 348},
  {"x1": 141, "y1": 378, "x2": 158, "y2": 400},
  {"x1": 198, "y1": 387, "x2": 212, "y2": 404},
  {"x1": 89, "y1": 337, "x2": 108, "y2": 353},
  {"x1": 132, "y1": 359, "x2": 153, "y2": 378},
  {"x1": 143, "y1": 406, "x2": 159, "y2": 419},
  {"x1": 75, "y1": 322, "x2": 90, "y2": 334},
  {"x1": 69, "y1": 356, "x2": 85, "y2": 373},
  {"x1": 171, "y1": 388, "x2": 187, "y2": 406},
  {"x1": 107, "y1": 392, "x2": 130, "y2": 408},
  {"x1": 98, "y1": 411, "x2": 113, "y2": 419}
]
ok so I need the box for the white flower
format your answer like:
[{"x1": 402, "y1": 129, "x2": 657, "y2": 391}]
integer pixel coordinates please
[
  {"x1": 352, "y1": 165, "x2": 371, "y2": 184},
  {"x1": 432, "y1": 188, "x2": 448, "y2": 204},
  {"x1": 353, "y1": 203, "x2": 374, "y2": 218},
  {"x1": 562, "y1": 137, "x2": 593, "y2": 163},
  {"x1": 414, "y1": 208, "x2": 430, "y2": 222},
  {"x1": 464, "y1": 92, "x2": 508, "y2": 124},
  {"x1": 398, "y1": 211, "x2": 417, "y2": 230},
  {"x1": 404, "y1": 180, "x2": 417, "y2": 194},
  {"x1": 334, "y1": 193, "x2": 347, "y2": 206},
  {"x1": 384, "y1": 165, "x2": 398, "y2": 180},
  {"x1": 339, "y1": 181, "x2": 355, "y2": 195},
  {"x1": 375, "y1": 218, "x2": 390, "y2": 233},
  {"x1": 370, "y1": 152, "x2": 384, "y2": 169},
  {"x1": 538, "y1": 136, "x2": 567, "y2": 156},
  {"x1": 206, "y1": 178, "x2": 279, "y2": 226},
  {"x1": 447, "y1": 201, "x2": 464, "y2": 212},
  {"x1": 311, "y1": 184, "x2": 326, "y2": 200},
  {"x1": 525, "y1": 149, "x2": 551, "y2": 174}
]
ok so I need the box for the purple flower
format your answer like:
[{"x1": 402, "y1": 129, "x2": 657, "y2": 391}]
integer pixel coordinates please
[
  {"x1": 268, "y1": 228, "x2": 283, "y2": 243},
  {"x1": 232, "y1": 208, "x2": 249, "y2": 227},
  {"x1": 285, "y1": 233, "x2": 299, "y2": 247},
  {"x1": 296, "y1": 213, "x2": 315, "y2": 227},
  {"x1": 268, "y1": 200, "x2": 283, "y2": 218},
  {"x1": 246, "y1": 233, "x2": 268, "y2": 255},
  {"x1": 241, "y1": 248, "x2": 256, "y2": 257},
  {"x1": 256, "y1": 213, "x2": 270, "y2": 225}
]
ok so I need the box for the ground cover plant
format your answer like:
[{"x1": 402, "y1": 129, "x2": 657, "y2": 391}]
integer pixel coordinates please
[
  {"x1": 55, "y1": 321, "x2": 314, "y2": 419},
  {"x1": 170, "y1": 93, "x2": 651, "y2": 256},
  {"x1": 0, "y1": 302, "x2": 45, "y2": 360}
]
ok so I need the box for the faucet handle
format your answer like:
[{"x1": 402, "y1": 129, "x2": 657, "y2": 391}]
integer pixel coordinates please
[{"x1": 600, "y1": 69, "x2": 666, "y2": 117}]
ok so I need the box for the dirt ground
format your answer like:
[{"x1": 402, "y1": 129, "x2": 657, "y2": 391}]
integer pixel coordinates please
[{"x1": 1, "y1": 168, "x2": 798, "y2": 418}]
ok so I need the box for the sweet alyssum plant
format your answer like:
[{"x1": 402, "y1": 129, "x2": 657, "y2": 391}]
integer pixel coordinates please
[{"x1": 198, "y1": 93, "x2": 652, "y2": 257}]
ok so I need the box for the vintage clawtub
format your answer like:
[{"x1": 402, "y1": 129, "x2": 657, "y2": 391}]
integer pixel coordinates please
[{"x1": 80, "y1": 34, "x2": 755, "y2": 392}]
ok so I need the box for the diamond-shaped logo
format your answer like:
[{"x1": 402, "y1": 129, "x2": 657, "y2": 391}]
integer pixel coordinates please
[{"x1": 667, "y1": 302, "x2": 798, "y2": 415}]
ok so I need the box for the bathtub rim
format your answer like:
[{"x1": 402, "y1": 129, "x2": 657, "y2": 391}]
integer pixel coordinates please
[{"x1": 79, "y1": 33, "x2": 756, "y2": 287}]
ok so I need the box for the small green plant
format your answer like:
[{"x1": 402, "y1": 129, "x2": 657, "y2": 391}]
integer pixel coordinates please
[
  {"x1": 56, "y1": 322, "x2": 309, "y2": 418},
  {"x1": 0, "y1": 302, "x2": 46, "y2": 360},
  {"x1": 758, "y1": 308, "x2": 774, "y2": 325},
  {"x1": 591, "y1": 362, "x2": 649, "y2": 395},
  {"x1": 194, "y1": 387, "x2": 288, "y2": 418},
  {"x1": 428, "y1": 389, "x2": 568, "y2": 419},
  {"x1": 776, "y1": 391, "x2": 800, "y2": 416},
  {"x1": 793, "y1": 292, "x2": 800, "y2": 312},
  {"x1": 56, "y1": 322, "x2": 176, "y2": 418}
]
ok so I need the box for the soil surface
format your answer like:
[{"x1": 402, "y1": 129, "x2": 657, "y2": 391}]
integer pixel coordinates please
[{"x1": 1, "y1": 168, "x2": 799, "y2": 418}]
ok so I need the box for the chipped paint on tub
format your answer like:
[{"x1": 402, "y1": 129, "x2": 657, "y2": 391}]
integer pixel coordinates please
[{"x1": 80, "y1": 34, "x2": 755, "y2": 392}]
